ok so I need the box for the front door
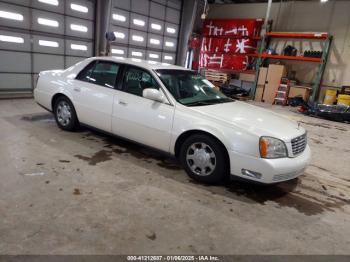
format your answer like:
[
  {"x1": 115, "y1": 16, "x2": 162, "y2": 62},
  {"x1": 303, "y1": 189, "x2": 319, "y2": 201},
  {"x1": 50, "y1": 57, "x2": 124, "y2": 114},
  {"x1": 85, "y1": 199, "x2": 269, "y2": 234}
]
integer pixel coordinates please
[{"x1": 112, "y1": 66, "x2": 174, "y2": 152}]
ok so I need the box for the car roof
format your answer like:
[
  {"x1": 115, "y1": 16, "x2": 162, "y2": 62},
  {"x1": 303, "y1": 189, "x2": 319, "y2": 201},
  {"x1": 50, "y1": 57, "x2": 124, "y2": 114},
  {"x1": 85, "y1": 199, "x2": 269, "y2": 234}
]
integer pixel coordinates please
[{"x1": 91, "y1": 56, "x2": 190, "y2": 71}]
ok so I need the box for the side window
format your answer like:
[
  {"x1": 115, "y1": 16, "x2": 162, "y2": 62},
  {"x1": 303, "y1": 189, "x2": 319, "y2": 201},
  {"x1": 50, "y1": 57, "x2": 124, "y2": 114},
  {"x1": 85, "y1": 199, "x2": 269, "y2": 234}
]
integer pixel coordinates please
[
  {"x1": 76, "y1": 61, "x2": 96, "y2": 82},
  {"x1": 123, "y1": 67, "x2": 159, "y2": 97},
  {"x1": 89, "y1": 62, "x2": 120, "y2": 88}
]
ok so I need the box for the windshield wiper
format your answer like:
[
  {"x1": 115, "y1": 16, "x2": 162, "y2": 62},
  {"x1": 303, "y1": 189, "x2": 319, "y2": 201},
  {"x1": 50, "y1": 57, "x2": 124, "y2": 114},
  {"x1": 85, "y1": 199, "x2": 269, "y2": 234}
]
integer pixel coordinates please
[
  {"x1": 184, "y1": 101, "x2": 213, "y2": 106},
  {"x1": 185, "y1": 98, "x2": 233, "y2": 106}
]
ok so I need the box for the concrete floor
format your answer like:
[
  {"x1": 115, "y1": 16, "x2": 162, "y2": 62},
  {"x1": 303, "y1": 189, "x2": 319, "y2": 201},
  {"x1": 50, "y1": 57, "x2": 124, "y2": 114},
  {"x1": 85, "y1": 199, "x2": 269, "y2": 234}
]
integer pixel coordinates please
[{"x1": 0, "y1": 98, "x2": 350, "y2": 255}]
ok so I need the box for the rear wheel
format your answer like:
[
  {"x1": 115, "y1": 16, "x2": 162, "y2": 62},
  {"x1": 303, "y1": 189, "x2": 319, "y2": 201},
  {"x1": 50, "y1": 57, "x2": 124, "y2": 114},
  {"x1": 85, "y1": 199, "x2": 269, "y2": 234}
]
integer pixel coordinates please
[
  {"x1": 54, "y1": 96, "x2": 79, "y2": 131},
  {"x1": 179, "y1": 134, "x2": 229, "y2": 184}
]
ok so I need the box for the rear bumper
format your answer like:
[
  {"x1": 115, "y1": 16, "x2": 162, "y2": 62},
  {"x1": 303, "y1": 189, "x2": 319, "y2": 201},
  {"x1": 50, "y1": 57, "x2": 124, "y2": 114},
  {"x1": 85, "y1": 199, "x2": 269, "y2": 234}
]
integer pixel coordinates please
[
  {"x1": 228, "y1": 145, "x2": 311, "y2": 184},
  {"x1": 34, "y1": 88, "x2": 52, "y2": 111}
]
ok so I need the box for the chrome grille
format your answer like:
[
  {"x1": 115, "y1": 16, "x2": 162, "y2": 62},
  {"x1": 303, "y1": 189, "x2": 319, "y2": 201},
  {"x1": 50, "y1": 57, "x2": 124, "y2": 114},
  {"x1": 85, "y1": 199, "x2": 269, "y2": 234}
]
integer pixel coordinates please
[{"x1": 291, "y1": 133, "x2": 307, "y2": 156}]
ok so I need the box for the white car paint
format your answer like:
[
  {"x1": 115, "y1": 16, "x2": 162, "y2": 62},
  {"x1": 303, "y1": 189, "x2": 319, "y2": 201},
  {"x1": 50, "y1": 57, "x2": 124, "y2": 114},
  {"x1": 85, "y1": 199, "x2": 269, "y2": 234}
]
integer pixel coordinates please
[{"x1": 34, "y1": 57, "x2": 311, "y2": 184}]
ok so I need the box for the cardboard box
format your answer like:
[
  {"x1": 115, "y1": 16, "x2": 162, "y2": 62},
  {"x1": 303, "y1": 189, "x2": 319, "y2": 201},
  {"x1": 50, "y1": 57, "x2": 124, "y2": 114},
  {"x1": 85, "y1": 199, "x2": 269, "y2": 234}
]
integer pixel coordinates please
[
  {"x1": 257, "y1": 67, "x2": 268, "y2": 85},
  {"x1": 239, "y1": 72, "x2": 255, "y2": 82},
  {"x1": 318, "y1": 86, "x2": 338, "y2": 103},
  {"x1": 254, "y1": 85, "x2": 264, "y2": 101},
  {"x1": 263, "y1": 65, "x2": 287, "y2": 104},
  {"x1": 288, "y1": 85, "x2": 311, "y2": 101},
  {"x1": 265, "y1": 64, "x2": 287, "y2": 85}
]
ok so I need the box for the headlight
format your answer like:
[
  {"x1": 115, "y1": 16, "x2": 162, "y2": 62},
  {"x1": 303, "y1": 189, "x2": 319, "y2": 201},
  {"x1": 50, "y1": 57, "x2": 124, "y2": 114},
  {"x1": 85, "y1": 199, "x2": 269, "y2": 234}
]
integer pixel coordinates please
[{"x1": 259, "y1": 136, "x2": 287, "y2": 159}]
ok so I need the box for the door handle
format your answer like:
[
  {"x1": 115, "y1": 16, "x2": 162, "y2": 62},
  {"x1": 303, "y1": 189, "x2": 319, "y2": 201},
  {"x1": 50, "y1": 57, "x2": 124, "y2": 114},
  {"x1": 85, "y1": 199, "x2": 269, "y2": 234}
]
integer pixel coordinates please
[
  {"x1": 119, "y1": 100, "x2": 127, "y2": 106},
  {"x1": 73, "y1": 87, "x2": 81, "y2": 92}
]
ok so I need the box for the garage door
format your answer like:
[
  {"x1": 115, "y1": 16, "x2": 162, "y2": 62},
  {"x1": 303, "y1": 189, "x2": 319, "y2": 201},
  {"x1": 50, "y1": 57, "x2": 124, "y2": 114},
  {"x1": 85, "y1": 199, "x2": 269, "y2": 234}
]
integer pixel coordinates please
[
  {"x1": 109, "y1": 0, "x2": 182, "y2": 65},
  {"x1": 0, "y1": 0, "x2": 95, "y2": 95}
]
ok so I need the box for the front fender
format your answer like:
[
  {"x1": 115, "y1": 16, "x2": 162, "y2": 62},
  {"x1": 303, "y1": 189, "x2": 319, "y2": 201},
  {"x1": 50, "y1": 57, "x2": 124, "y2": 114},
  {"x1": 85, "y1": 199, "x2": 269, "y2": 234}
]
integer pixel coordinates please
[{"x1": 170, "y1": 108, "x2": 260, "y2": 157}]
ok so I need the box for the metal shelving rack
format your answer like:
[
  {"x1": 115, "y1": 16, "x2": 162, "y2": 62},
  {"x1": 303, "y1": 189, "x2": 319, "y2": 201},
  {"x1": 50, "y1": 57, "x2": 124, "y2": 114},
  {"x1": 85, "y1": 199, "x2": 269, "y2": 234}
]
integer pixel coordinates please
[{"x1": 250, "y1": 31, "x2": 333, "y2": 102}]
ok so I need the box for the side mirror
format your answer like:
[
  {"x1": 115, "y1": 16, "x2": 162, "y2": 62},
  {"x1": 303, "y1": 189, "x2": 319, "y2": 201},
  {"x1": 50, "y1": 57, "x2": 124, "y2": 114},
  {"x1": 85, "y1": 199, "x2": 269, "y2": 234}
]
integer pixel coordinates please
[{"x1": 142, "y1": 88, "x2": 165, "y2": 103}]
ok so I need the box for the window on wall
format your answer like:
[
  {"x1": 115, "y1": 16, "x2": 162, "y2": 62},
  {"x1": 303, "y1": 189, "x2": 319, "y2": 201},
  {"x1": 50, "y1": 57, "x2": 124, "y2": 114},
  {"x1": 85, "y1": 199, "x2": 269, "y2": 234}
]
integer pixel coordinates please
[
  {"x1": 38, "y1": 0, "x2": 59, "y2": 6},
  {"x1": 166, "y1": 27, "x2": 176, "y2": 34},
  {"x1": 132, "y1": 35, "x2": 144, "y2": 42},
  {"x1": 113, "y1": 14, "x2": 126, "y2": 22},
  {"x1": 151, "y1": 23, "x2": 161, "y2": 30},
  {"x1": 133, "y1": 19, "x2": 145, "y2": 27},
  {"x1": 37, "y1": 17, "x2": 59, "y2": 27},
  {"x1": 0, "y1": 35, "x2": 24, "y2": 43},
  {"x1": 38, "y1": 39, "x2": 59, "y2": 47},
  {"x1": 123, "y1": 67, "x2": 159, "y2": 97},
  {"x1": 112, "y1": 48, "x2": 125, "y2": 55},
  {"x1": 89, "y1": 62, "x2": 120, "y2": 88},
  {"x1": 70, "y1": 3, "x2": 88, "y2": 13},
  {"x1": 114, "y1": 32, "x2": 125, "y2": 39},
  {"x1": 71, "y1": 43, "x2": 87, "y2": 51},
  {"x1": 0, "y1": 10, "x2": 24, "y2": 21},
  {"x1": 70, "y1": 24, "x2": 88, "y2": 32},
  {"x1": 110, "y1": 0, "x2": 181, "y2": 64}
]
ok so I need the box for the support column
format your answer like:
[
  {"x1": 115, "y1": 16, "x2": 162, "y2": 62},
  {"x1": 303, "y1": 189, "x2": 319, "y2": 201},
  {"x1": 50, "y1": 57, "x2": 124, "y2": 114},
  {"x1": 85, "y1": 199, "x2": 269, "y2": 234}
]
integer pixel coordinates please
[
  {"x1": 95, "y1": 0, "x2": 112, "y2": 56},
  {"x1": 176, "y1": 0, "x2": 198, "y2": 66}
]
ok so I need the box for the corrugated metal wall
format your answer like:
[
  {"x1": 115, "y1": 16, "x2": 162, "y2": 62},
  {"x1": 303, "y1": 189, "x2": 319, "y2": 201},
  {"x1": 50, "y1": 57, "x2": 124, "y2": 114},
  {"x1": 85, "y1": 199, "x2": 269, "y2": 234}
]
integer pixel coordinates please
[
  {"x1": 109, "y1": 0, "x2": 182, "y2": 64},
  {"x1": 0, "y1": 0, "x2": 95, "y2": 94}
]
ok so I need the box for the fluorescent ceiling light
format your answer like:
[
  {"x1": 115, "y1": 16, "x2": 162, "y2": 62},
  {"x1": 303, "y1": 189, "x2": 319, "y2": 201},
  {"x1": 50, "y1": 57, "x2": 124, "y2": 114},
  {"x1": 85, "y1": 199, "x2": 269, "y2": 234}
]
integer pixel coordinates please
[
  {"x1": 165, "y1": 41, "x2": 174, "y2": 47},
  {"x1": 113, "y1": 14, "x2": 126, "y2": 22},
  {"x1": 150, "y1": 38, "x2": 160, "y2": 45},
  {"x1": 132, "y1": 51, "x2": 143, "y2": 57},
  {"x1": 38, "y1": 0, "x2": 59, "y2": 6},
  {"x1": 151, "y1": 23, "x2": 161, "y2": 30},
  {"x1": 166, "y1": 27, "x2": 176, "y2": 34},
  {"x1": 39, "y1": 39, "x2": 59, "y2": 47},
  {"x1": 71, "y1": 44, "x2": 87, "y2": 51},
  {"x1": 70, "y1": 24, "x2": 88, "y2": 32},
  {"x1": 133, "y1": 19, "x2": 145, "y2": 26},
  {"x1": 164, "y1": 55, "x2": 173, "y2": 60},
  {"x1": 0, "y1": 10, "x2": 24, "y2": 21},
  {"x1": 149, "y1": 53, "x2": 159, "y2": 59},
  {"x1": 320, "y1": 0, "x2": 328, "y2": 2},
  {"x1": 111, "y1": 49, "x2": 124, "y2": 55},
  {"x1": 70, "y1": 3, "x2": 88, "y2": 13},
  {"x1": 0, "y1": 35, "x2": 24, "y2": 43},
  {"x1": 148, "y1": 60, "x2": 157, "y2": 64},
  {"x1": 38, "y1": 17, "x2": 59, "y2": 27},
  {"x1": 114, "y1": 32, "x2": 125, "y2": 39},
  {"x1": 132, "y1": 35, "x2": 144, "y2": 42},
  {"x1": 131, "y1": 58, "x2": 141, "y2": 62}
]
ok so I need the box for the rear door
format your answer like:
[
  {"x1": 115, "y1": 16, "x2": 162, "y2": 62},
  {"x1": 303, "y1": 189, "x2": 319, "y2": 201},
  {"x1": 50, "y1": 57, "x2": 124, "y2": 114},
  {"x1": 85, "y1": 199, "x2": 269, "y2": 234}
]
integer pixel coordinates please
[
  {"x1": 112, "y1": 65, "x2": 175, "y2": 152},
  {"x1": 71, "y1": 60, "x2": 121, "y2": 132}
]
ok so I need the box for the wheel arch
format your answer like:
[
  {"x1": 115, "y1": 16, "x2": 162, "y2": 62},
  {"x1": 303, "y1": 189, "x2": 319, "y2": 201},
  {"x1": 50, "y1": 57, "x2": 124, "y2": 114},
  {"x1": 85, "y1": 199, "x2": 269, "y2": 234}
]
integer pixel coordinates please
[
  {"x1": 174, "y1": 129, "x2": 230, "y2": 168},
  {"x1": 51, "y1": 93, "x2": 73, "y2": 111}
]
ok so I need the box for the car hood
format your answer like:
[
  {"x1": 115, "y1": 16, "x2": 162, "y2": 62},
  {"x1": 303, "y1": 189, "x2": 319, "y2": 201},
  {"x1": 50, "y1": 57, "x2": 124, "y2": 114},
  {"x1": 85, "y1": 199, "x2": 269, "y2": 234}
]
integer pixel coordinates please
[{"x1": 189, "y1": 101, "x2": 305, "y2": 141}]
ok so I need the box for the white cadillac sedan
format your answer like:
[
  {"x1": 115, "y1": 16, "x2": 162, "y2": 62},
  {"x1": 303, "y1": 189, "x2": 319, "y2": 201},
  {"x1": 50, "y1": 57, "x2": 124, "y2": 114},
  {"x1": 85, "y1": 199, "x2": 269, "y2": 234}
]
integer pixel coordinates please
[{"x1": 34, "y1": 57, "x2": 311, "y2": 184}]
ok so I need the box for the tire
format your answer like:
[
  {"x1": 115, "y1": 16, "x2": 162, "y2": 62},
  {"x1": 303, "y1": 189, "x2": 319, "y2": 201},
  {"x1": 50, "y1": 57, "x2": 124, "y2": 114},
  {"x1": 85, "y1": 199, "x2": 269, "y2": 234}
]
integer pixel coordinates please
[
  {"x1": 179, "y1": 134, "x2": 229, "y2": 184},
  {"x1": 53, "y1": 96, "x2": 79, "y2": 131}
]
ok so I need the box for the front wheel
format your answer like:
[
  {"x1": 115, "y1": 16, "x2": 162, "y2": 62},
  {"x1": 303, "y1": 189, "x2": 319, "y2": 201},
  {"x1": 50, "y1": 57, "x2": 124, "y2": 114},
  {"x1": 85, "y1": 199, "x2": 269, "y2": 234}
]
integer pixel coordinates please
[
  {"x1": 179, "y1": 134, "x2": 229, "y2": 184},
  {"x1": 54, "y1": 96, "x2": 79, "y2": 131}
]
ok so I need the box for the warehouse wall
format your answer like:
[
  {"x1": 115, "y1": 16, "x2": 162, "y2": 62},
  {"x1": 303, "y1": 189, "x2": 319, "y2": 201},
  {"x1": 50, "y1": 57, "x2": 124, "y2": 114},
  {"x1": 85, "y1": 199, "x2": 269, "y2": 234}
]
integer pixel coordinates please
[{"x1": 208, "y1": 1, "x2": 350, "y2": 87}]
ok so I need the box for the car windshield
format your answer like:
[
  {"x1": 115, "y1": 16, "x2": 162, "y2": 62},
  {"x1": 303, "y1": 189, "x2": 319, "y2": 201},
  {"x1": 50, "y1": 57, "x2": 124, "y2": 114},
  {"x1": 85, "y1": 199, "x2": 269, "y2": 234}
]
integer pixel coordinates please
[{"x1": 155, "y1": 69, "x2": 233, "y2": 106}]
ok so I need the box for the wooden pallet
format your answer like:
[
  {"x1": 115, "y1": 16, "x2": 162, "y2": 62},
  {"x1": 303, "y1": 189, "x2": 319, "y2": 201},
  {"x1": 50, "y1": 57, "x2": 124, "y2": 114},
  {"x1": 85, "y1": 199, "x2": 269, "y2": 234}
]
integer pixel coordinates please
[{"x1": 204, "y1": 70, "x2": 229, "y2": 84}]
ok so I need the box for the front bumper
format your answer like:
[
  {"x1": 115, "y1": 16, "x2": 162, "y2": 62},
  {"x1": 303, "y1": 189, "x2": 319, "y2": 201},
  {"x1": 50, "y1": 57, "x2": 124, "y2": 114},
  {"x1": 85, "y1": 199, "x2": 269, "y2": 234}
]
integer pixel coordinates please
[{"x1": 228, "y1": 145, "x2": 311, "y2": 184}]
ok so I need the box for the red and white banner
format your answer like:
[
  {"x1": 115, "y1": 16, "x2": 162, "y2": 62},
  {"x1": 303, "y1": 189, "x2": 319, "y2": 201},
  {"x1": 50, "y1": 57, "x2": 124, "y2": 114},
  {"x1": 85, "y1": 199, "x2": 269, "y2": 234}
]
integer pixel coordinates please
[
  {"x1": 199, "y1": 19, "x2": 263, "y2": 70},
  {"x1": 203, "y1": 19, "x2": 263, "y2": 38},
  {"x1": 200, "y1": 52, "x2": 249, "y2": 70},
  {"x1": 201, "y1": 37, "x2": 257, "y2": 54}
]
